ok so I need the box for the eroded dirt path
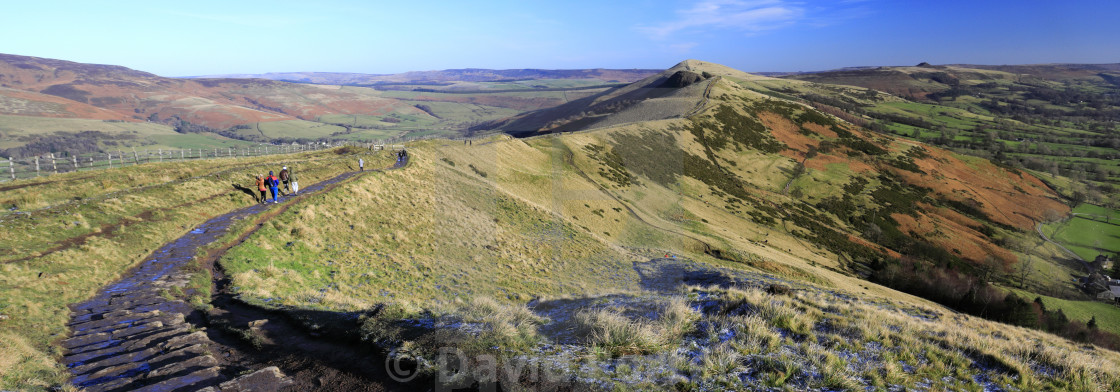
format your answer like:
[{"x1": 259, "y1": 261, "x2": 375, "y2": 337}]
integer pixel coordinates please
[{"x1": 62, "y1": 156, "x2": 408, "y2": 392}]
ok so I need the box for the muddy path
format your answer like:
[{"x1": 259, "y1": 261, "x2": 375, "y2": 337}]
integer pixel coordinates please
[{"x1": 61, "y1": 155, "x2": 409, "y2": 392}]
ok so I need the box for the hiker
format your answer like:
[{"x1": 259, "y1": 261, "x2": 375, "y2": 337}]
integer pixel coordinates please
[
  {"x1": 266, "y1": 171, "x2": 280, "y2": 203},
  {"x1": 359, "y1": 158, "x2": 364, "y2": 171},
  {"x1": 255, "y1": 174, "x2": 267, "y2": 204},
  {"x1": 397, "y1": 149, "x2": 407, "y2": 163},
  {"x1": 289, "y1": 167, "x2": 299, "y2": 195},
  {"x1": 279, "y1": 166, "x2": 290, "y2": 195}
]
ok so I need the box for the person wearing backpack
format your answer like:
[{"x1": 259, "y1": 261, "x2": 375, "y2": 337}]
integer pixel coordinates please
[
  {"x1": 279, "y1": 166, "x2": 290, "y2": 195},
  {"x1": 266, "y1": 171, "x2": 280, "y2": 203},
  {"x1": 255, "y1": 174, "x2": 267, "y2": 204},
  {"x1": 289, "y1": 167, "x2": 299, "y2": 195}
]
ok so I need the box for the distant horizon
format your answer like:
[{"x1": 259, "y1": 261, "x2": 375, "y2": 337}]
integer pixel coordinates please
[
  {"x1": 180, "y1": 60, "x2": 1120, "y2": 78},
  {"x1": 9, "y1": 51, "x2": 1120, "y2": 79},
  {"x1": 2, "y1": 1, "x2": 1117, "y2": 77}
]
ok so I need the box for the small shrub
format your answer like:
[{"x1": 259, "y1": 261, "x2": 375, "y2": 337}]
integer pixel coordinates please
[{"x1": 468, "y1": 164, "x2": 488, "y2": 178}]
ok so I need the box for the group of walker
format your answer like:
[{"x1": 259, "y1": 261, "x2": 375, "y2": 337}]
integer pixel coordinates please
[
  {"x1": 253, "y1": 149, "x2": 406, "y2": 204},
  {"x1": 255, "y1": 166, "x2": 297, "y2": 204}
]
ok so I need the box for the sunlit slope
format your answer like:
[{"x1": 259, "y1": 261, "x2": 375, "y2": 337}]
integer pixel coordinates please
[
  {"x1": 224, "y1": 60, "x2": 1075, "y2": 309},
  {"x1": 504, "y1": 61, "x2": 1068, "y2": 273}
]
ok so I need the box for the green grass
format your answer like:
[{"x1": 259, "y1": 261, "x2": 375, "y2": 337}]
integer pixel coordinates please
[
  {"x1": 144, "y1": 132, "x2": 258, "y2": 150},
  {"x1": 0, "y1": 115, "x2": 263, "y2": 152},
  {"x1": 0, "y1": 115, "x2": 266, "y2": 153},
  {"x1": 1007, "y1": 288, "x2": 1120, "y2": 336},
  {"x1": 254, "y1": 120, "x2": 348, "y2": 139},
  {"x1": 0, "y1": 115, "x2": 176, "y2": 137},
  {"x1": 1043, "y1": 204, "x2": 1120, "y2": 261}
]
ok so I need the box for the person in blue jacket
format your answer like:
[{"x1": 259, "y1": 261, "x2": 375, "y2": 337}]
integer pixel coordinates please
[{"x1": 266, "y1": 171, "x2": 281, "y2": 203}]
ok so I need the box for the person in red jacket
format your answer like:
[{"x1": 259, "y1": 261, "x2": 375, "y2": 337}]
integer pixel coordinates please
[{"x1": 266, "y1": 171, "x2": 280, "y2": 203}]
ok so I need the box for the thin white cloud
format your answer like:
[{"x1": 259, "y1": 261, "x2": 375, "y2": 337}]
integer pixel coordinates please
[
  {"x1": 668, "y1": 42, "x2": 699, "y2": 53},
  {"x1": 638, "y1": 0, "x2": 805, "y2": 39},
  {"x1": 160, "y1": 10, "x2": 309, "y2": 29}
]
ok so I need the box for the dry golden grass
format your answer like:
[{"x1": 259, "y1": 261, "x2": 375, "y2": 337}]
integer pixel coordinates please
[
  {"x1": 660, "y1": 284, "x2": 1120, "y2": 390},
  {"x1": 221, "y1": 141, "x2": 641, "y2": 315},
  {"x1": 574, "y1": 297, "x2": 699, "y2": 358}
]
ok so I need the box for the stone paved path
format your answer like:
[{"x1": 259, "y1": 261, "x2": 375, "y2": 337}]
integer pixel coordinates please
[{"x1": 61, "y1": 155, "x2": 407, "y2": 391}]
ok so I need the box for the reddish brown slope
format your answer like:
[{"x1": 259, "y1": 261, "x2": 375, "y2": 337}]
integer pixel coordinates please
[{"x1": 0, "y1": 54, "x2": 411, "y2": 129}]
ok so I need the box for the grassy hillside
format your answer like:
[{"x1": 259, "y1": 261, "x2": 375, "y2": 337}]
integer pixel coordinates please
[
  {"x1": 215, "y1": 131, "x2": 1120, "y2": 390},
  {"x1": 0, "y1": 147, "x2": 392, "y2": 390},
  {"x1": 780, "y1": 64, "x2": 1120, "y2": 206},
  {"x1": 210, "y1": 64, "x2": 1120, "y2": 389}
]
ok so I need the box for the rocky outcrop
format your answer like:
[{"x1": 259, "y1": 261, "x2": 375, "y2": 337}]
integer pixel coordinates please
[
  {"x1": 659, "y1": 70, "x2": 704, "y2": 88},
  {"x1": 198, "y1": 367, "x2": 295, "y2": 392}
]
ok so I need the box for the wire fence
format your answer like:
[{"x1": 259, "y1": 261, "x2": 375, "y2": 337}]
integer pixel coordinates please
[{"x1": 0, "y1": 140, "x2": 409, "y2": 183}]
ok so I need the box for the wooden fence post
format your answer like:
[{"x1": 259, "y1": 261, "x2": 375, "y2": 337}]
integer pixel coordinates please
[
  {"x1": 132, "y1": 149, "x2": 140, "y2": 165},
  {"x1": 108, "y1": 153, "x2": 112, "y2": 169},
  {"x1": 72, "y1": 156, "x2": 78, "y2": 172},
  {"x1": 35, "y1": 156, "x2": 40, "y2": 177},
  {"x1": 158, "y1": 148, "x2": 162, "y2": 163},
  {"x1": 89, "y1": 156, "x2": 93, "y2": 167},
  {"x1": 8, "y1": 157, "x2": 13, "y2": 180},
  {"x1": 51, "y1": 153, "x2": 57, "y2": 173}
]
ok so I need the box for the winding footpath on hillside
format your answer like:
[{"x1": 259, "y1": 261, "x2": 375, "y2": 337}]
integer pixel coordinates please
[{"x1": 60, "y1": 155, "x2": 407, "y2": 392}]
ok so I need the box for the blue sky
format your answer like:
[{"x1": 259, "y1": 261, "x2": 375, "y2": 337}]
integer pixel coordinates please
[{"x1": 2, "y1": 0, "x2": 1117, "y2": 76}]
